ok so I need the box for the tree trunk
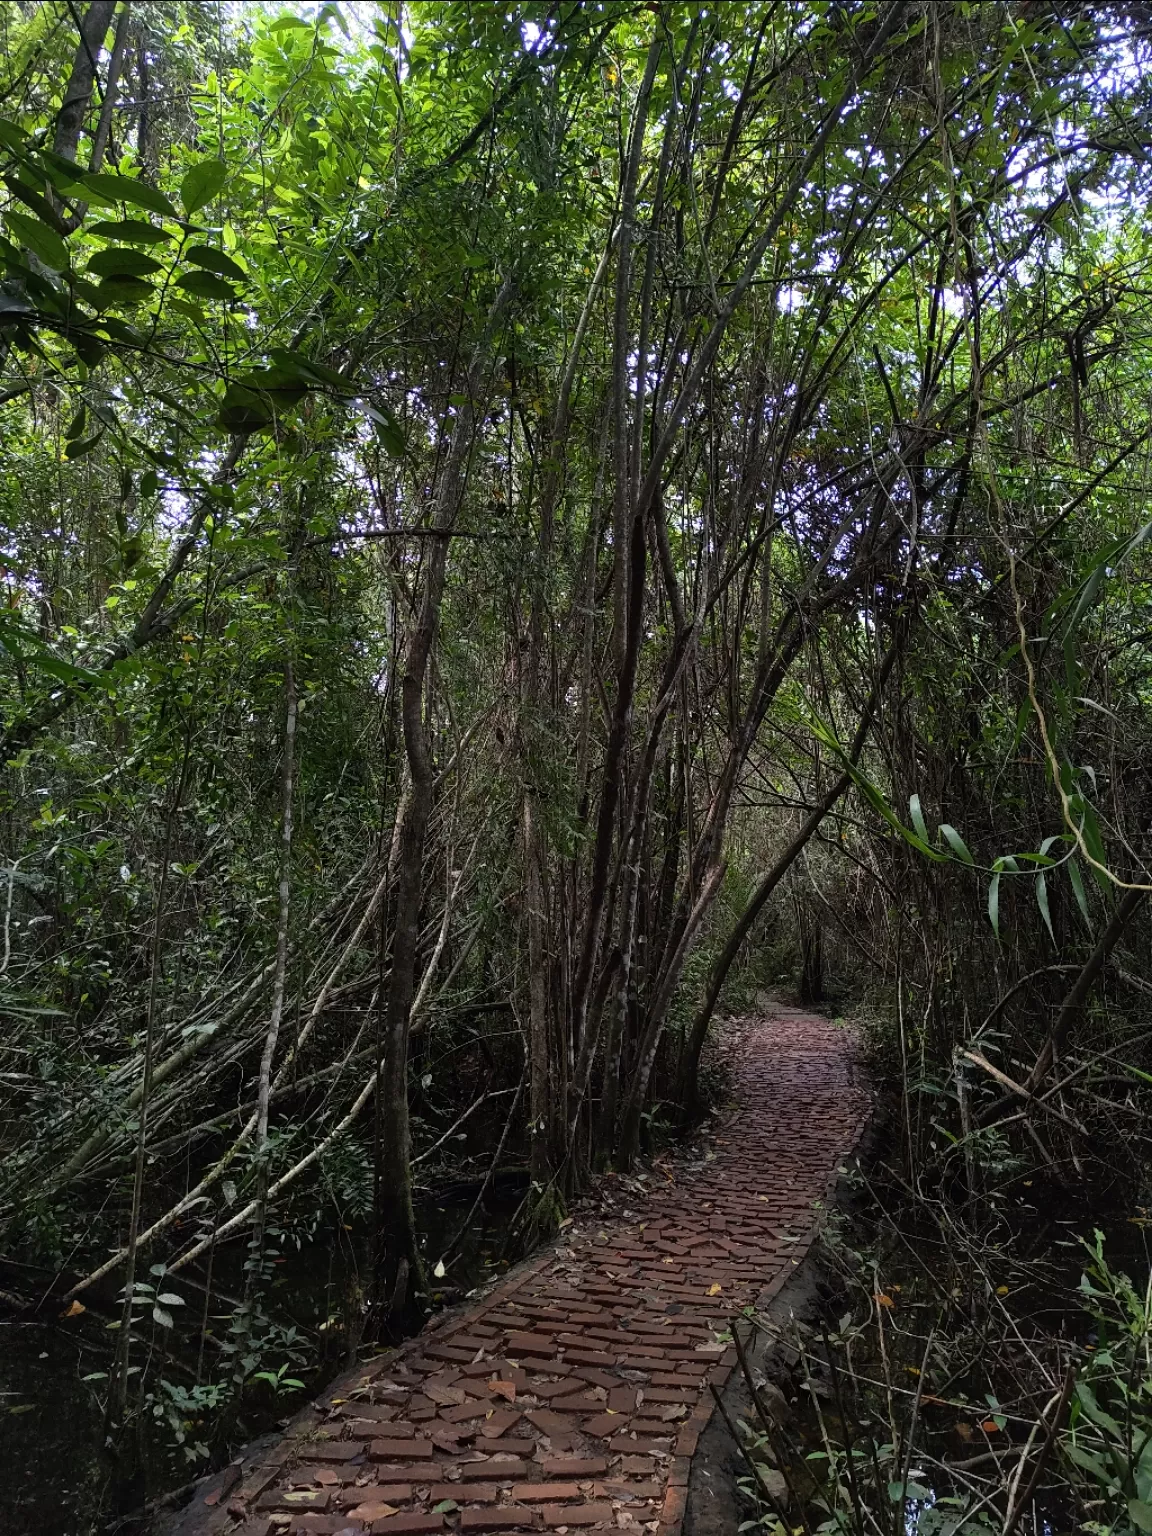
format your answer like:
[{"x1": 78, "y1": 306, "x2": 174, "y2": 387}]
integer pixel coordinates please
[
  {"x1": 678, "y1": 631, "x2": 902, "y2": 1114},
  {"x1": 54, "y1": 2, "x2": 117, "y2": 164},
  {"x1": 373, "y1": 281, "x2": 512, "y2": 1328}
]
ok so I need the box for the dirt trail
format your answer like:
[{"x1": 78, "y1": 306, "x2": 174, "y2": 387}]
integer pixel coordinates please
[{"x1": 179, "y1": 1009, "x2": 867, "y2": 1536}]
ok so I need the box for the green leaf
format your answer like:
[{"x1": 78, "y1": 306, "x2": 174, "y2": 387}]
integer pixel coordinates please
[
  {"x1": 268, "y1": 347, "x2": 352, "y2": 390},
  {"x1": 94, "y1": 275, "x2": 153, "y2": 309},
  {"x1": 1075, "y1": 1381, "x2": 1125, "y2": 1439},
  {"x1": 152, "y1": 1305, "x2": 174, "y2": 1329},
  {"x1": 939, "y1": 824, "x2": 973, "y2": 865},
  {"x1": 88, "y1": 218, "x2": 171, "y2": 246},
  {"x1": 185, "y1": 245, "x2": 246, "y2": 283},
  {"x1": 82, "y1": 173, "x2": 178, "y2": 219},
  {"x1": 88, "y1": 247, "x2": 164, "y2": 279},
  {"x1": 34, "y1": 653, "x2": 107, "y2": 684},
  {"x1": 71, "y1": 333, "x2": 105, "y2": 367},
  {"x1": 175, "y1": 270, "x2": 237, "y2": 302},
  {"x1": 180, "y1": 159, "x2": 228, "y2": 216},
  {"x1": 908, "y1": 794, "x2": 930, "y2": 844},
  {"x1": 365, "y1": 402, "x2": 407, "y2": 457},
  {"x1": 1068, "y1": 857, "x2": 1091, "y2": 929},
  {"x1": 1130, "y1": 1502, "x2": 1152, "y2": 1533},
  {"x1": 0, "y1": 117, "x2": 28, "y2": 150},
  {"x1": 156, "y1": 1292, "x2": 185, "y2": 1306},
  {"x1": 319, "y1": 3, "x2": 350, "y2": 35},
  {"x1": 269, "y1": 15, "x2": 312, "y2": 30},
  {"x1": 233, "y1": 365, "x2": 307, "y2": 402},
  {"x1": 1072, "y1": 796, "x2": 1111, "y2": 893},
  {"x1": 1117, "y1": 1059, "x2": 1152, "y2": 1089},
  {"x1": 1036, "y1": 870, "x2": 1054, "y2": 943},
  {"x1": 4, "y1": 210, "x2": 68, "y2": 271},
  {"x1": 987, "y1": 856, "x2": 1019, "y2": 939},
  {"x1": 167, "y1": 297, "x2": 207, "y2": 323},
  {"x1": 888, "y1": 1481, "x2": 933, "y2": 1503},
  {"x1": 3, "y1": 174, "x2": 70, "y2": 232},
  {"x1": 65, "y1": 430, "x2": 105, "y2": 459},
  {"x1": 217, "y1": 382, "x2": 274, "y2": 431},
  {"x1": 97, "y1": 315, "x2": 145, "y2": 345},
  {"x1": 433, "y1": 1501, "x2": 459, "y2": 1514}
]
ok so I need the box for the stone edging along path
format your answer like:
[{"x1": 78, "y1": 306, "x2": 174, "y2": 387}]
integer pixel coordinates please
[{"x1": 184, "y1": 1009, "x2": 868, "y2": 1536}]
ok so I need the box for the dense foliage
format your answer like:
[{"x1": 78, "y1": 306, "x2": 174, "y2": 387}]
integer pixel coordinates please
[{"x1": 4, "y1": 0, "x2": 1152, "y2": 1506}]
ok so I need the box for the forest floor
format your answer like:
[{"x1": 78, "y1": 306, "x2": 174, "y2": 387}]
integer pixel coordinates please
[{"x1": 169, "y1": 1008, "x2": 867, "y2": 1536}]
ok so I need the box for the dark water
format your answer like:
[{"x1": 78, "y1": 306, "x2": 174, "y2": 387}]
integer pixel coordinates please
[{"x1": 0, "y1": 1186, "x2": 523, "y2": 1536}]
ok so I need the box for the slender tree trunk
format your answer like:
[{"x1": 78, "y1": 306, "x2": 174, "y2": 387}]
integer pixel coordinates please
[
  {"x1": 54, "y1": 1, "x2": 116, "y2": 164},
  {"x1": 89, "y1": 2, "x2": 132, "y2": 175},
  {"x1": 373, "y1": 280, "x2": 512, "y2": 1327},
  {"x1": 226, "y1": 658, "x2": 296, "y2": 1420},
  {"x1": 524, "y1": 799, "x2": 551, "y2": 1191},
  {"x1": 678, "y1": 633, "x2": 902, "y2": 1113},
  {"x1": 616, "y1": 858, "x2": 726, "y2": 1166}
]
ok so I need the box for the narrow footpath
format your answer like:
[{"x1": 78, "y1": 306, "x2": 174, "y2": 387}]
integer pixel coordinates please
[{"x1": 185, "y1": 1010, "x2": 868, "y2": 1536}]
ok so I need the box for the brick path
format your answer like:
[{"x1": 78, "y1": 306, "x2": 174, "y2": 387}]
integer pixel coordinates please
[{"x1": 193, "y1": 1010, "x2": 867, "y2": 1536}]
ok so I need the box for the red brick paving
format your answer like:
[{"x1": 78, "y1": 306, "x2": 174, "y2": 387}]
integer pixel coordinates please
[{"x1": 189, "y1": 1010, "x2": 866, "y2": 1536}]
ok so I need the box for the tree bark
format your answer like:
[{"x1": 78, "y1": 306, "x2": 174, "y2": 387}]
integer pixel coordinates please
[{"x1": 54, "y1": 2, "x2": 117, "y2": 162}]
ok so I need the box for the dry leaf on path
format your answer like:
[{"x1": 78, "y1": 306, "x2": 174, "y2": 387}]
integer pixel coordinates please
[{"x1": 425, "y1": 1384, "x2": 467, "y2": 1406}]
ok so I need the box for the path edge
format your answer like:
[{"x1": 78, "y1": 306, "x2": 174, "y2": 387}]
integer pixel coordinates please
[{"x1": 667, "y1": 1059, "x2": 874, "y2": 1536}]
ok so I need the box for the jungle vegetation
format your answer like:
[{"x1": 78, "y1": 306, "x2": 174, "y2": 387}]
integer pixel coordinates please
[{"x1": 4, "y1": 0, "x2": 1152, "y2": 1521}]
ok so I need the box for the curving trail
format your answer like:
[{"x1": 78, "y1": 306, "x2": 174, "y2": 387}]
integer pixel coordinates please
[{"x1": 185, "y1": 1010, "x2": 868, "y2": 1536}]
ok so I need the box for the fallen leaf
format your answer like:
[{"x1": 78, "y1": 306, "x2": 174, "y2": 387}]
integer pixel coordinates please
[
  {"x1": 425, "y1": 1384, "x2": 467, "y2": 1406},
  {"x1": 981, "y1": 1419, "x2": 1001, "y2": 1433},
  {"x1": 559, "y1": 1217, "x2": 573, "y2": 1229},
  {"x1": 874, "y1": 1293, "x2": 895, "y2": 1309},
  {"x1": 660, "y1": 1404, "x2": 688, "y2": 1421},
  {"x1": 707, "y1": 1283, "x2": 722, "y2": 1296},
  {"x1": 61, "y1": 1299, "x2": 86, "y2": 1318},
  {"x1": 350, "y1": 1502, "x2": 398, "y2": 1521},
  {"x1": 996, "y1": 1286, "x2": 1009, "y2": 1296},
  {"x1": 490, "y1": 1379, "x2": 516, "y2": 1403}
]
